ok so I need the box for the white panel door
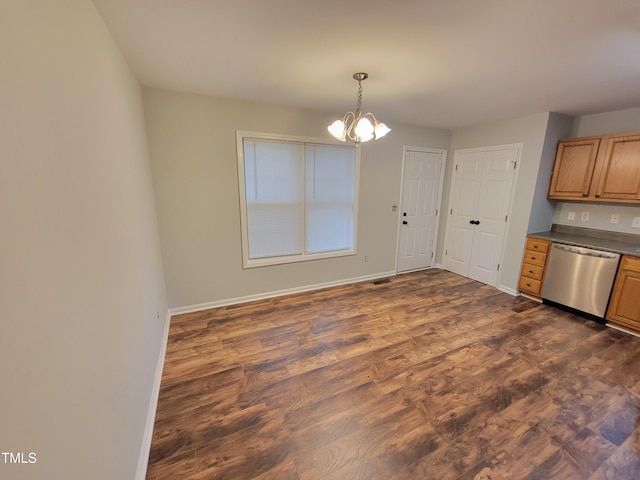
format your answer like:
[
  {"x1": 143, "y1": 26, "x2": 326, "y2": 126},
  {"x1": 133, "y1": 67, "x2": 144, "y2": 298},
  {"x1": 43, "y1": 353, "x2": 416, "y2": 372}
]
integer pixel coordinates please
[
  {"x1": 397, "y1": 149, "x2": 445, "y2": 272},
  {"x1": 442, "y1": 151, "x2": 483, "y2": 276},
  {"x1": 468, "y1": 148, "x2": 518, "y2": 284},
  {"x1": 443, "y1": 145, "x2": 519, "y2": 287}
]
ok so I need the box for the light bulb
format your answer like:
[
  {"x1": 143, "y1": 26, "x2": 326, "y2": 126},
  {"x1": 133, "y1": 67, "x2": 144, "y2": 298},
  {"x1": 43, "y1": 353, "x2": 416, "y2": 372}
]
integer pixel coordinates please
[
  {"x1": 374, "y1": 122, "x2": 391, "y2": 139},
  {"x1": 354, "y1": 117, "x2": 374, "y2": 138},
  {"x1": 327, "y1": 120, "x2": 347, "y2": 141}
]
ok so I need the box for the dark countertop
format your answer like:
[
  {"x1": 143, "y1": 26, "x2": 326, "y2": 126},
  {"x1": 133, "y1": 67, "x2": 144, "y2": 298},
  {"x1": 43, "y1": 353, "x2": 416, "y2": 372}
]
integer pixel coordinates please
[{"x1": 529, "y1": 224, "x2": 640, "y2": 257}]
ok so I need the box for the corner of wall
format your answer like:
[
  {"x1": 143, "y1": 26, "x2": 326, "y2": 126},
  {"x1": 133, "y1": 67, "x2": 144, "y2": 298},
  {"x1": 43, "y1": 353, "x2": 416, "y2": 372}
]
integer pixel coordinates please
[{"x1": 136, "y1": 309, "x2": 171, "y2": 480}]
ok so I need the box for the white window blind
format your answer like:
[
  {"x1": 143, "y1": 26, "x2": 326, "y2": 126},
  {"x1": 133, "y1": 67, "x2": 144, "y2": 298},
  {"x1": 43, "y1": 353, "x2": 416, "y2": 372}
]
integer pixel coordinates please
[{"x1": 238, "y1": 133, "x2": 358, "y2": 268}]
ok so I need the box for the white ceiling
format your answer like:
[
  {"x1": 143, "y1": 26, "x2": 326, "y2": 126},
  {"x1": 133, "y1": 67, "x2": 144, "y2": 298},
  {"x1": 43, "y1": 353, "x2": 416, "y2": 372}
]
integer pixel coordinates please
[{"x1": 93, "y1": 0, "x2": 640, "y2": 130}]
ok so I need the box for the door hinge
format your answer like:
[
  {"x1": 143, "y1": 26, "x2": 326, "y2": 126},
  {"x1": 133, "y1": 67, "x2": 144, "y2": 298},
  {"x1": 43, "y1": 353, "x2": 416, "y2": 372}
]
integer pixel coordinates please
[
  {"x1": 450, "y1": 208, "x2": 453, "y2": 215},
  {"x1": 436, "y1": 209, "x2": 439, "y2": 216},
  {"x1": 505, "y1": 215, "x2": 508, "y2": 222},
  {"x1": 431, "y1": 251, "x2": 434, "y2": 258},
  {"x1": 445, "y1": 249, "x2": 448, "y2": 256},
  {"x1": 513, "y1": 161, "x2": 517, "y2": 170},
  {"x1": 497, "y1": 264, "x2": 500, "y2": 271},
  {"x1": 455, "y1": 164, "x2": 458, "y2": 171}
]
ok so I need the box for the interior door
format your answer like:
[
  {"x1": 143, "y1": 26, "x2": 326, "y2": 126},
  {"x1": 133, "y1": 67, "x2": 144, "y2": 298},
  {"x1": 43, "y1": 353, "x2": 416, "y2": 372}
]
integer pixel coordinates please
[
  {"x1": 443, "y1": 145, "x2": 519, "y2": 287},
  {"x1": 441, "y1": 151, "x2": 483, "y2": 276},
  {"x1": 467, "y1": 148, "x2": 518, "y2": 285},
  {"x1": 397, "y1": 148, "x2": 446, "y2": 272}
]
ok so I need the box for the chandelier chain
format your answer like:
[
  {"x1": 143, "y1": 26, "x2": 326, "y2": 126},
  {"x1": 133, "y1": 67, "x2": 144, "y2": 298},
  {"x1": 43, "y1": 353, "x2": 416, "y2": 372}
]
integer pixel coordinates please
[{"x1": 356, "y1": 80, "x2": 363, "y2": 116}]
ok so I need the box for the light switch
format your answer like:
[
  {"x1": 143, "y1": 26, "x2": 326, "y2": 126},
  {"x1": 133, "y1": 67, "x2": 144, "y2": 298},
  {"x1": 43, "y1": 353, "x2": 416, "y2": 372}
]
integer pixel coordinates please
[
  {"x1": 581, "y1": 211, "x2": 590, "y2": 221},
  {"x1": 568, "y1": 212, "x2": 575, "y2": 220}
]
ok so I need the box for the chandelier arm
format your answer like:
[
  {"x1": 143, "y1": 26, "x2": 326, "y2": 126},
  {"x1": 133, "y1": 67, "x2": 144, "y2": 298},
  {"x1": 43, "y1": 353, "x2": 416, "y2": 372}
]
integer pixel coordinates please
[
  {"x1": 363, "y1": 112, "x2": 378, "y2": 124},
  {"x1": 343, "y1": 111, "x2": 356, "y2": 123}
]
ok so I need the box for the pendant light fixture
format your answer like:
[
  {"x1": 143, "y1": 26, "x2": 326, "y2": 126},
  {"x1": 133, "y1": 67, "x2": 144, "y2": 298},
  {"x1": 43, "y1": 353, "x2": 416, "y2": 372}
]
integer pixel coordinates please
[{"x1": 327, "y1": 72, "x2": 390, "y2": 146}]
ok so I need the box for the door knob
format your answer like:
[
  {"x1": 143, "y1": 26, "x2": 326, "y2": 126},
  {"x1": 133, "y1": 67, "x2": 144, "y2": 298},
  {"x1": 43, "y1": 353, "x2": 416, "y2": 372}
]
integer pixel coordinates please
[{"x1": 402, "y1": 220, "x2": 408, "y2": 225}]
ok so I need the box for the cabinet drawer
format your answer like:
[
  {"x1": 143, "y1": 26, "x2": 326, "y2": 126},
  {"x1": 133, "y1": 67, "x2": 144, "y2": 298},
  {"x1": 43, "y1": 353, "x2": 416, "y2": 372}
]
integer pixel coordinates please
[
  {"x1": 525, "y1": 238, "x2": 549, "y2": 253},
  {"x1": 621, "y1": 255, "x2": 640, "y2": 273},
  {"x1": 521, "y1": 262, "x2": 545, "y2": 280},
  {"x1": 523, "y1": 250, "x2": 547, "y2": 267},
  {"x1": 519, "y1": 276, "x2": 542, "y2": 295}
]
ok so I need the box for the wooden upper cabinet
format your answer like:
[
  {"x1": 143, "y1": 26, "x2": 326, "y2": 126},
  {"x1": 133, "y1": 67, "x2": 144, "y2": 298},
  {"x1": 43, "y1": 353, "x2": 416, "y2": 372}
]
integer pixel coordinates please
[
  {"x1": 548, "y1": 131, "x2": 640, "y2": 204},
  {"x1": 594, "y1": 133, "x2": 640, "y2": 201},
  {"x1": 548, "y1": 138, "x2": 600, "y2": 199}
]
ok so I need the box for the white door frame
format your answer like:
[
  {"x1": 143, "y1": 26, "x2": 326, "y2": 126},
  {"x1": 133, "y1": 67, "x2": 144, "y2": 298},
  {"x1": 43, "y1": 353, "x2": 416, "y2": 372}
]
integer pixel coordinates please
[
  {"x1": 443, "y1": 143, "x2": 522, "y2": 287},
  {"x1": 395, "y1": 146, "x2": 447, "y2": 273}
]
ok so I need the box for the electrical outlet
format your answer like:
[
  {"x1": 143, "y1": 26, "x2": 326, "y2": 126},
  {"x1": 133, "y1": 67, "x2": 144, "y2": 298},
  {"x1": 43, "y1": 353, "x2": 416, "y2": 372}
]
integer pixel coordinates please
[
  {"x1": 364, "y1": 255, "x2": 369, "y2": 262},
  {"x1": 581, "y1": 211, "x2": 590, "y2": 221},
  {"x1": 568, "y1": 211, "x2": 575, "y2": 220},
  {"x1": 632, "y1": 217, "x2": 640, "y2": 228},
  {"x1": 610, "y1": 213, "x2": 620, "y2": 224}
]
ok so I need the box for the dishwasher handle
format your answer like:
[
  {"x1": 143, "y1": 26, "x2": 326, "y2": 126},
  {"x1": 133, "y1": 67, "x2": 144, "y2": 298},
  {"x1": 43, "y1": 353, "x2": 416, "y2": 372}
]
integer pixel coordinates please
[{"x1": 552, "y1": 243, "x2": 619, "y2": 259}]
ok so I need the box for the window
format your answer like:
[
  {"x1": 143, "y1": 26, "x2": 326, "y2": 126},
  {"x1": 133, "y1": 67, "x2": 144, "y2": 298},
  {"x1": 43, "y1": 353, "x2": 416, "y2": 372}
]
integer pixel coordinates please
[{"x1": 237, "y1": 132, "x2": 359, "y2": 268}]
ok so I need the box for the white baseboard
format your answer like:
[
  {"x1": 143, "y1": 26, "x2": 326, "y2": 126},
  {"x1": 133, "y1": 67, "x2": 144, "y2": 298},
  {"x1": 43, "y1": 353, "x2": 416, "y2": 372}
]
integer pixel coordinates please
[
  {"x1": 519, "y1": 292, "x2": 543, "y2": 303},
  {"x1": 498, "y1": 284, "x2": 519, "y2": 296},
  {"x1": 606, "y1": 322, "x2": 640, "y2": 338},
  {"x1": 169, "y1": 271, "x2": 397, "y2": 316},
  {"x1": 136, "y1": 310, "x2": 171, "y2": 480}
]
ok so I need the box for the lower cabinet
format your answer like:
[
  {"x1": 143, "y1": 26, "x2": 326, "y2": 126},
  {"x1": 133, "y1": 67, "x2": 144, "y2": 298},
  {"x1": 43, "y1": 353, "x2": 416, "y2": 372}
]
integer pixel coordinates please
[
  {"x1": 606, "y1": 255, "x2": 640, "y2": 332},
  {"x1": 518, "y1": 237, "x2": 550, "y2": 299}
]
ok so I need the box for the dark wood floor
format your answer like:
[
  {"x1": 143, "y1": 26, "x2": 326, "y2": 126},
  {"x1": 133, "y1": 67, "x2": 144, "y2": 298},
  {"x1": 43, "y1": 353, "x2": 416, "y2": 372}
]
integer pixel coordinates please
[{"x1": 147, "y1": 269, "x2": 640, "y2": 479}]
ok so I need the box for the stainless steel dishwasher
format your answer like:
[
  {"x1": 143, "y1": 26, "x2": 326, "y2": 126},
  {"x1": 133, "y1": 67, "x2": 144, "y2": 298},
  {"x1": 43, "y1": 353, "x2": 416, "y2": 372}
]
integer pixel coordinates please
[{"x1": 541, "y1": 243, "x2": 620, "y2": 318}]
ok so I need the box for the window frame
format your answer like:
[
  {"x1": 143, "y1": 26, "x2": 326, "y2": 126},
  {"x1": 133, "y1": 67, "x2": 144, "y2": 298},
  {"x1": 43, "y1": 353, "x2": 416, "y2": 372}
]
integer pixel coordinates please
[{"x1": 236, "y1": 131, "x2": 360, "y2": 269}]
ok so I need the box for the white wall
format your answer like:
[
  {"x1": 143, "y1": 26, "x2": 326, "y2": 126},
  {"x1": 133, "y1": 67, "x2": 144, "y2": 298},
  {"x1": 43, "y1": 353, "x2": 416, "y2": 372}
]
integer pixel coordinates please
[
  {"x1": 445, "y1": 113, "x2": 552, "y2": 293},
  {"x1": 143, "y1": 88, "x2": 451, "y2": 309},
  {"x1": 0, "y1": 2, "x2": 167, "y2": 479}
]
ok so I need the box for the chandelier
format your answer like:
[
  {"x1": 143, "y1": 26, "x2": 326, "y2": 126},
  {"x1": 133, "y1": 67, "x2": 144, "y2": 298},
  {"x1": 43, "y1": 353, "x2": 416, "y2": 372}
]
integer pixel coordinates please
[{"x1": 327, "y1": 72, "x2": 391, "y2": 146}]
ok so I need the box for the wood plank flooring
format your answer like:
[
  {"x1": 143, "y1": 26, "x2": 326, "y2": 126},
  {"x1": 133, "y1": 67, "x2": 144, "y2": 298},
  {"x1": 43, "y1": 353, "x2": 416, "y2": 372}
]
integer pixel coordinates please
[{"x1": 147, "y1": 269, "x2": 640, "y2": 479}]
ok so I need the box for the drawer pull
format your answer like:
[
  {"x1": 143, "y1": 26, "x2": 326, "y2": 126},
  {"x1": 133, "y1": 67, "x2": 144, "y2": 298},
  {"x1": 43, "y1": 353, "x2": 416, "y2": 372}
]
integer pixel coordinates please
[{"x1": 528, "y1": 270, "x2": 534, "y2": 274}]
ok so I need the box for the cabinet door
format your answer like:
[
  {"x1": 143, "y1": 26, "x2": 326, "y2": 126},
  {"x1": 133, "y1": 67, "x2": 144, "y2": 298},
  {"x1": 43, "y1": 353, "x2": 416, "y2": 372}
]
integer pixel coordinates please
[
  {"x1": 595, "y1": 133, "x2": 640, "y2": 200},
  {"x1": 607, "y1": 256, "x2": 640, "y2": 331},
  {"x1": 548, "y1": 138, "x2": 600, "y2": 199}
]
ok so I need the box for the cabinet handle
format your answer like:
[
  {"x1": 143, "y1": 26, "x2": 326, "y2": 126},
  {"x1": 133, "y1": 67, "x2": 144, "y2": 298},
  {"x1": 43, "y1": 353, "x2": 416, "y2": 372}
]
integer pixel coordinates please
[{"x1": 582, "y1": 193, "x2": 588, "y2": 197}]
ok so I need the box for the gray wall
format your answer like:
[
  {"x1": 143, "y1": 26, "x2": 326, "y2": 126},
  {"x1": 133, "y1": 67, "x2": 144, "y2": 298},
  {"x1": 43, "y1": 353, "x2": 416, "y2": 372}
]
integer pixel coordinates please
[
  {"x1": 143, "y1": 88, "x2": 451, "y2": 309},
  {"x1": 571, "y1": 106, "x2": 640, "y2": 137},
  {"x1": 527, "y1": 112, "x2": 575, "y2": 233},
  {"x1": 0, "y1": 2, "x2": 167, "y2": 479},
  {"x1": 444, "y1": 113, "x2": 552, "y2": 293}
]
